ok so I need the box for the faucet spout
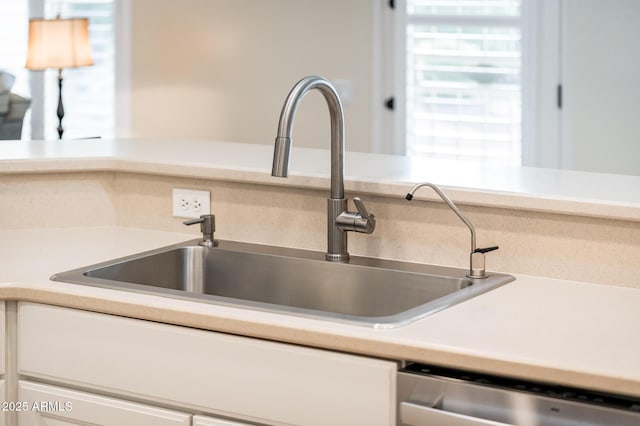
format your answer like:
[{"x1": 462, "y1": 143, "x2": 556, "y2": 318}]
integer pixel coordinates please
[
  {"x1": 271, "y1": 75, "x2": 344, "y2": 199},
  {"x1": 406, "y1": 183, "x2": 477, "y2": 253},
  {"x1": 271, "y1": 76, "x2": 375, "y2": 261}
]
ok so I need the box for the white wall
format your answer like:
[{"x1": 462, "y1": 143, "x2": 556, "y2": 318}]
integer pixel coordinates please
[
  {"x1": 128, "y1": 1, "x2": 640, "y2": 174},
  {"x1": 129, "y1": 0, "x2": 375, "y2": 152},
  {"x1": 562, "y1": 0, "x2": 640, "y2": 176}
]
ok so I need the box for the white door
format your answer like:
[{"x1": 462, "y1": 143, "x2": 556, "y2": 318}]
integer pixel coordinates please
[
  {"x1": 193, "y1": 415, "x2": 253, "y2": 426},
  {"x1": 18, "y1": 381, "x2": 191, "y2": 426}
]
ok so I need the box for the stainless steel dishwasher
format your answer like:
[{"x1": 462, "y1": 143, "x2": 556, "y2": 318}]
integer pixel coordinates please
[{"x1": 398, "y1": 363, "x2": 640, "y2": 426}]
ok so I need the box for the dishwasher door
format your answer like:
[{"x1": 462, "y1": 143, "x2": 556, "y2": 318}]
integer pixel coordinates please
[{"x1": 398, "y1": 364, "x2": 640, "y2": 426}]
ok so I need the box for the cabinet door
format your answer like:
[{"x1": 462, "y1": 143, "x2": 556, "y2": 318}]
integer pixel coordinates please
[
  {"x1": 0, "y1": 302, "x2": 5, "y2": 375},
  {"x1": 0, "y1": 379, "x2": 5, "y2": 426},
  {"x1": 18, "y1": 381, "x2": 191, "y2": 426},
  {"x1": 193, "y1": 415, "x2": 253, "y2": 426},
  {"x1": 18, "y1": 303, "x2": 396, "y2": 426}
]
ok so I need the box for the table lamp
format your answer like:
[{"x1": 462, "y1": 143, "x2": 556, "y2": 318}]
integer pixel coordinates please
[{"x1": 25, "y1": 16, "x2": 93, "y2": 140}]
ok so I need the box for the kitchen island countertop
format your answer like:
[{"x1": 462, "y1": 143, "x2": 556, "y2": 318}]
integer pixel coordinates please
[{"x1": 1, "y1": 226, "x2": 638, "y2": 398}]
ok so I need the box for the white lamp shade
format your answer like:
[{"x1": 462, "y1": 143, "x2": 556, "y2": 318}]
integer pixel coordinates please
[{"x1": 25, "y1": 17, "x2": 94, "y2": 70}]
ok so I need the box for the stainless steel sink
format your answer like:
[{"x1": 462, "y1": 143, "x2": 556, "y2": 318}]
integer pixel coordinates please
[{"x1": 52, "y1": 240, "x2": 514, "y2": 328}]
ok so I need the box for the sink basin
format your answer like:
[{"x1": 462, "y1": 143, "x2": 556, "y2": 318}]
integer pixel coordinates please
[{"x1": 52, "y1": 240, "x2": 514, "y2": 328}]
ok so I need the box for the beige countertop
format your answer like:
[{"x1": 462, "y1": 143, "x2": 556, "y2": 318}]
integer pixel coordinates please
[
  {"x1": 1, "y1": 226, "x2": 639, "y2": 398},
  {"x1": 2, "y1": 138, "x2": 640, "y2": 222}
]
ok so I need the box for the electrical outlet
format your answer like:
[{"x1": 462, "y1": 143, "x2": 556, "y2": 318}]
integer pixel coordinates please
[{"x1": 172, "y1": 188, "x2": 211, "y2": 219}]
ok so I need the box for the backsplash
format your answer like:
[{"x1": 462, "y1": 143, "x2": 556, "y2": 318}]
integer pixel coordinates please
[{"x1": 2, "y1": 171, "x2": 639, "y2": 288}]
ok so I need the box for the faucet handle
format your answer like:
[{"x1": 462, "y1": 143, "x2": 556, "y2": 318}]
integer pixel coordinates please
[
  {"x1": 335, "y1": 197, "x2": 376, "y2": 234},
  {"x1": 475, "y1": 245, "x2": 499, "y2": 254},
  {"x1": 468, "y1": 246, "x2": 499, "y2": 279},
  {"x1": 353, "y1": 197, "x2": 376, "y2": 234},
  {"x1": 353, "y1": 197, "x2": 370, "y2": 219}
]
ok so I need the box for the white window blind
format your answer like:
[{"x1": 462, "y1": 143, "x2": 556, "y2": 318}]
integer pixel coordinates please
[
  {"x1": 405, "y1": 0, "x2": 522, "y2": 165},
  {"x1": 0, "y1": 0, "x2": 114, "y2": 140}
]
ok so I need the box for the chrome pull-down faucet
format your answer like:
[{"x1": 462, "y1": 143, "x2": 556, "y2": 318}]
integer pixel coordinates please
[
  {"x1": 271, "y1": 75, "x2": 376, "y2": 261},
  {"x1": 406, "y1": 182, "x2": 498, "y2": 278}
]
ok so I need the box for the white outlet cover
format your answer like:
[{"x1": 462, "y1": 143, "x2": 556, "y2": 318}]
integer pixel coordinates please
[{"x1": 172, "y1": 188, "x2": 211, "y2": 219}]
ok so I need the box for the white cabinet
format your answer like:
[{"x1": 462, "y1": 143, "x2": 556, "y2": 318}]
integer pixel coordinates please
[
  {"x1": 193, "y1": 415, "x2": 253, "y2": 426},
  {"x1": 17, "y1": 302, "x2": 396, "y2": 426},
  {"x1": 18, "y1": 381, "x2": 191, "y2": 426},
  {"x1": 0, "y1": 379, "x2": 5, "y2": 426},
  {"x1": 0, "y1": 302, "x2": 5, "y2": 426},
  {"x1": 0, "y1": 301, "x2": 5, "y2": 375}
]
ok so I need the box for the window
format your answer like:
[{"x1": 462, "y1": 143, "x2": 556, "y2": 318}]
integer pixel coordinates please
[
  {"x1": 0, "y1": 0, "x2": 31, "y2": 137},
  {"x1": 0, "y1": 0, "x2": 114, "y2": 140},
  {"x1": 403, "y1": 0, "x2": 523, "y2": 165}
]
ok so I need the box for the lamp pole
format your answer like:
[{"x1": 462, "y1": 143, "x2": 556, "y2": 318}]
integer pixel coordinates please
[
  {"x1": 56, "y1": 68, "x2": 64, "y2": 139},
  {"x1": 25, "y1": 16, "x2": 93, "y2": 141}
]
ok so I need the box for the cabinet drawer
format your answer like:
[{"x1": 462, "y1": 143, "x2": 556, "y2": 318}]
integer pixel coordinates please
[
  {"x1": 18, "y1": 381, "x2": 191, "y2": 426},
  {"x1": 17, "y1": 302, "x2": 396, "y2": 426},
  {"x1": 193, "y1": 414, "x2": 253, "y2": 426}
]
